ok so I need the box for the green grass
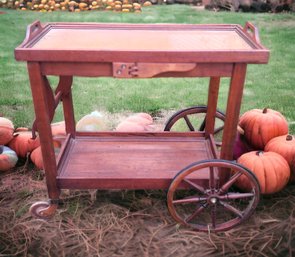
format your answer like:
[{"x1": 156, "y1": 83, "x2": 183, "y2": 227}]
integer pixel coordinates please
[{"x1": 0, "y1": 6, "x2": 295, "y2": 132}]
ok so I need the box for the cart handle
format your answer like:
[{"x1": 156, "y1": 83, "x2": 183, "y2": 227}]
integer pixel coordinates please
[
  {"x1": 243, "y1": 22, "x2": 261, "y2": 44},
  {"x1": 24, "y1": 20, "x2": 43, "y2": 45}
]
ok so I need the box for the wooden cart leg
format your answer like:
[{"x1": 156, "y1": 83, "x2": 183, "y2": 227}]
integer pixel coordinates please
[
  {"x1": 56, "y1": 76, "x2": 76, "y2": 136},
  {"x1": 219, "y1": 64, "x2": 247, "y2": 181},
  {"x1": 31, "y1": 76, "x2": 56, "y2": 138},
  {"x1": 205, "y1": 77, "x2": 220, "y2": 138},
  {"x1": 28, "y1": 62, "x2": 59, "y2": 218}
]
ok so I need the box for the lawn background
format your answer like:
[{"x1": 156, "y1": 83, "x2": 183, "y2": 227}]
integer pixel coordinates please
[
  {"x1": 0, "y1": 6, "x2": 295, "y2": 257},
  {"x1": 0, "y1": 6, "x2": 295, "y2": 133}
]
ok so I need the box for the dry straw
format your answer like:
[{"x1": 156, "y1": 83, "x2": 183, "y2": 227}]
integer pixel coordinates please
[{"x1": 0, "y1": 165, "x2": 294, "y2": 257}]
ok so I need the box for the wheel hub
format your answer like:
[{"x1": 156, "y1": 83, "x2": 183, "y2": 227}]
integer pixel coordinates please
[{"x1": 208, "y1": 196, "x2": 218, "y2": 205}]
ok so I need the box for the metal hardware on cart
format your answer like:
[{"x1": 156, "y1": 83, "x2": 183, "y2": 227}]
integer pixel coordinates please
[
  {"x1": 113, "y1": 62, "x2": 197, "y2": 78},
  {"x1": 113, "y1": 63, "x2": 139, "y2": 78}
]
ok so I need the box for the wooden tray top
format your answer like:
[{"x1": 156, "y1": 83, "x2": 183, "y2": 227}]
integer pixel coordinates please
[{"x1": 15, "y1": 21, "x2": 269, "y2": 63}]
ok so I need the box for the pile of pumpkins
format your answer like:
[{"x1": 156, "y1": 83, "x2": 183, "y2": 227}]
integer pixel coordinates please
[
  {"x1": 0, "y1": 111, "x2": 155, "y2": 171},
  {"x1": 0, "y1": 0, "x2": 152, "y2": 12},
  {"x1": 1, "y1": 108, "x2": 294, "y2": 196},
  {"x1": 0, "y1": 116, "x2": 66, "y2": 171},
  {"x1": 234, "y1": 108, "x2": 295, "y2": 195}
]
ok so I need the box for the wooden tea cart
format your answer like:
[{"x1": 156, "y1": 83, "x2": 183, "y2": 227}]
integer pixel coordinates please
[{"x1": 15, "y1": 21, "x2": 269, "y2": 232}]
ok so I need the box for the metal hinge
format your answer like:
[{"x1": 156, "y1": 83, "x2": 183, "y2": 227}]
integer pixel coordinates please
[
  {"x1": 113, "y1": 63, "x2": 139, "y2": 78},
  {"x1": 113, "y1": 62, "x2": 197, "y2": 78}
]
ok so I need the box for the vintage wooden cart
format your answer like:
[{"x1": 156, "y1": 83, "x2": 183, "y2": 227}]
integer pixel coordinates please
[{"x1": 15, "y1": 21, "x2": 269, "y2": 232}]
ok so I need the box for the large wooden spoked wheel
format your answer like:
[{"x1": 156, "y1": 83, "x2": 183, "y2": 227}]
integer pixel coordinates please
[
  {"x1": 164, "y1": 106, "x2": 225, "y2": 145},
  {"x1": 167, "y1": 160, "x2": 260, "y2": 232}
]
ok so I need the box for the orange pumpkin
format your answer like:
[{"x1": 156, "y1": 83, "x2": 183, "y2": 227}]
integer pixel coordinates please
[
  {"x1": 116, "y1": 113, "x2": 154, "y2": 132},
  {"x1": 14, "y1": 127, "x2": 30, "y2": 132},
  {"x1": 30, "y1": 146, "x2": 43, "y2": 170},
  {"x1": 236, "y1": 151, "x2": 290, "y2": 194},
  {"x1": 30, "y1": 140, "x2": 62, "y2": 170},
  {"x1": 133, "y1": 112, "x2": 153, "y2": 123},
  {"x1": 125, "y1": 114, "x2": 153, "y2": 126},
  {"x1": 51, "y1": 121, "x2": 66, "y2": 137},
  {"x1": 0, "y1": 117, "x2": 14, "y2": 145},
  {"x1": 116, "y1": 121, "x2": 147, "y2": 132},
  {"x1": 0, "y1": 146, "x2": 18, "y2": 171},
  {"x1": 8, "y1": 130, "x2": 40, "y2": 158},
  {"x1": 265, "y1": 134, "x2": 295, "y2": 182},
  {"x1": 239, "y1": 108, "x2": 288, "y2": 149},
  {"x1": 143, "y1": 1, "x2": 152, "y2": 6}
]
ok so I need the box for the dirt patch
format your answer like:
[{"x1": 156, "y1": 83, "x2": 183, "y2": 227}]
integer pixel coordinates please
[{"x1": 1, "y1": 164, "x2": 295, "y2": 257}]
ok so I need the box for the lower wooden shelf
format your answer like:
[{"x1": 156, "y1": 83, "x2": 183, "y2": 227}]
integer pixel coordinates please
[{"x1": 56, "y1": 132, "x2": 218, "y2": 190}]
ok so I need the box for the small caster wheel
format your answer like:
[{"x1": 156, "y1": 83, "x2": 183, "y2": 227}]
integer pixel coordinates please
[
  {"x1": 167, "y1": 160, "x2": 260, "y2": 232},
  {"x1": 164, "y1": 106, "x2": 225, "y2": 146},
  {"x1": 30, "y1": 201, "x2": 57, "y2": 220}
]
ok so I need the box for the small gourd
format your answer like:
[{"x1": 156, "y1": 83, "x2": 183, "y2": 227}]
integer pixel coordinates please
[
  {"x1": 51, "y1": 121, "x2": 66, "y2": 137},
  {"x1": 143, "y1": 1, "x2": 151, "y2": 6},
  {"x1": 116, "y1": 112, "x2": 154, "y2": 132},
  {"x1": 76, "y1": 111, "x2": 108, "y2": 132},
  {"x1": 0, "y1": 145, "x2": 18, "y2": 171},
  {"x1": 30, "y1": 146, "x2": 43, "y2": 170},
  {"x1": 0, "y1": 117, "x2": 14, "y2": 145},
  {"x1": 8, "y1": 129, "x2": 40, "y2": 158},
  {"x1": 116, "y1": 121, "x2": 147, "y2": 132},
  {"x1": 30, "y1": 139, "x2": 63, "y2": 170},
  {"x1": 125, "y1": 113, "x2": 153, "y2": 126}
]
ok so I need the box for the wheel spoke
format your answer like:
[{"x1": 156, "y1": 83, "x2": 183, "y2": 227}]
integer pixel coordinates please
[
  {"x1": 173, "y1": 196, "x2": 207, "y2": 204},
  {"x1": 214, "y1": 125, "x2": 224, "y2": 135},
  {"x1": 185, "y1": 203, "x2": 207, "y2": 223},
  {"x1": 219, "y1": 171, "x2": 243, "y2": 194},
  {"x1": 199, "y1": 118, "x2": 206, "y2": 131},
  {"x1": 215, "y1": 142, "x2": 222, "y2": 147},
  {"x1": 211, "y1": 204, "x2": 217, "y2": 229},
  {"x1": 209, "y1": 166, "x2": 216, "y2": 191},
  {"x1": 219, "y1": 192, "x2": 255, "y2": 200},
  {"x1": 219, "y1": 201, "x2": 243, "y2": 218},
  {"x1": 164, "y1": 107, "x2": 226, "y2": 151},
  {"x1": 183, "y1": 179, "x2": 206, "y2": 194},
  {"x1": 183, "y1": 115, "x2": 195, "y2": 131}
]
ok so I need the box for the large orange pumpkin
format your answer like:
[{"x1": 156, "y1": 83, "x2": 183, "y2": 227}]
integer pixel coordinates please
[
  {"x1": 265, "y1": 135, "x2": 295, "y2": 182},
  {"x1": 0, "y1": 117, "x2": 14, "y2": 145},
  {"x1": 8, "y1": 130, "x2": 40, "y2": 158},
  {"x1": 0, "y1": 146, "x2": 18, "y2": 171},
  {"x1": 236, "y1": 151, "x2": 290, "y2": 194},
  {"x1": 239, "y1": 108, "x2": 288, "y2": 149}
]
